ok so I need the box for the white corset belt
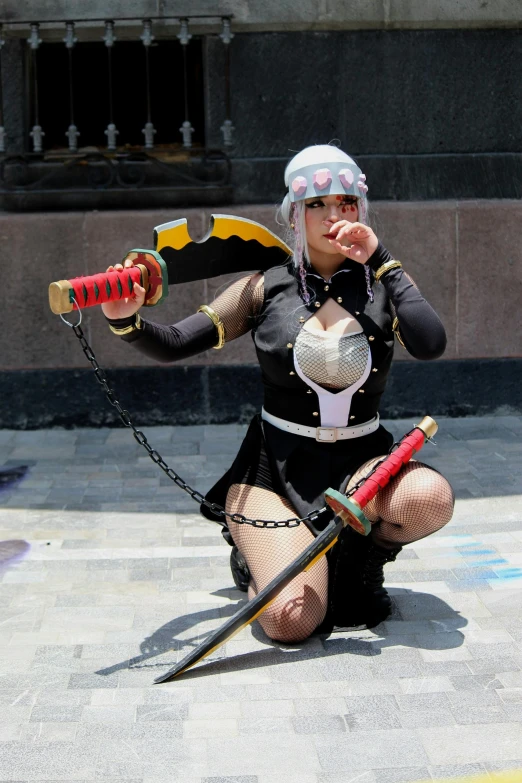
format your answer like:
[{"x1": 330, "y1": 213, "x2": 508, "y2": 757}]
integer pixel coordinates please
[{"x1": 261, "y1": 408, "x2": 380, "y2": 443}]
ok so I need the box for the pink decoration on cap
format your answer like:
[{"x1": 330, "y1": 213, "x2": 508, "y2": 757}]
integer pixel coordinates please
[
  {"x1": 313, "y1": 168, "x2": 332, "y2": 190},
  {"x1": 339, "y1": 168, "x2": 354, "y2": 188},
  {"x1": 359, "y1": 173, "x2": 367, "y2": 182},
  {"x1": 292, "y1": 176, "x2": 307, "y2": 197},
  {"x1": 358, "y1": 181, "x2": 368, "y2": 193}
]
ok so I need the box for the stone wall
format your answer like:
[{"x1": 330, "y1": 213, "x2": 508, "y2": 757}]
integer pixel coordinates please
[
  {"x1": 1, "y1": 1, "x2": 522, "y2": 31},
  {"x1": 2, "y1": 200, "x2": 520, "y2": 373}
]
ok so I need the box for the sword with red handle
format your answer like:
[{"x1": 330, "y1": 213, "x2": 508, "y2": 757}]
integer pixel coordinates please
[
  {"x1": 154, "y1": 416, "x2": 438, "y2": 683},
  {"x1": 48, "y1": 215, "x2": 291, "y2": 315},
  {"x1": 324, "y1": 415, "x2": 439, "y2": 536}
]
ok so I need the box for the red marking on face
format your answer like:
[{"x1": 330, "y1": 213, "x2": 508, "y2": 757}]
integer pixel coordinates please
[
  {"x1": 350, "y1": 205, "x2": 356, "y2": 213},
  {"x1": 341, "y1": 206, "x2": 347, "y2": 213},
  {"x1": 336, "y1": 195, "x2": 343, "y2": 201}
]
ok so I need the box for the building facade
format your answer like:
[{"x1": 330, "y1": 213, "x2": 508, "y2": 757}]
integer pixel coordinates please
[{"x1": 1, "y1": 2, "x2": 521, "y2": 426}]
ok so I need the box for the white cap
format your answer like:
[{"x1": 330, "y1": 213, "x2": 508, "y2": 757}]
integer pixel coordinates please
[{"x1": 284, "y1": 145, "x2": 367, "y2": 203}]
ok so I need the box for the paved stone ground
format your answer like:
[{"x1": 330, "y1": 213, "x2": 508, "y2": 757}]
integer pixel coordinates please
[{"x1": 0, "y1": 416, "x2": 522, "y2": 783}]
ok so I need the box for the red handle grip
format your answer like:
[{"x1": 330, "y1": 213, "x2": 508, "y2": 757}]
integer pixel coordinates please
[
  {"x1": 352, "y1": 427, "x2": 426, "y2": 509},
  {"x1": 69, "y1": 268, "x2": 143, "y2": 310}
]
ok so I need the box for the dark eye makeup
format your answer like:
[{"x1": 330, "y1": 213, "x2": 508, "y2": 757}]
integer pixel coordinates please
[{"x1": 306, "y1": 197, "x2": 358, "y2": 208}]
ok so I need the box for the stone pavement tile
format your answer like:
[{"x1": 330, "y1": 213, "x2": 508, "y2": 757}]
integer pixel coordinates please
[
  {"x1": 497, "y1": 688, "x2": 522, "y2": 704},
  {"x1": 446, "y1": 690, "x2": 504, "y2": 708},
  {"x1": 94, "y1": 735, "x2": 207, "y2": 778},
  {"x1": 418, "y1": 723, "x2": 522, "y2": 764},
  {"x1": 240, "y1": 699, "x2": 294, "y2": 718},
  {"x1": 259, "y1": 776, "x2": 319, "y2": 783},
  {"x1": 0, "y1": 722, "x2": 22, "y2": 740},
  {"x1": 33, "y1": 689, "x2": 92, "y2": 706},
  {"x1": 291, "y1": 715, "x2": 345, "y2": 735},
  {"x1": 189, "y1": 701, "x2": 241, "y2": 719},
  {"x1": 0, "y1": 741, "x2": 96, "y2": 779},
  {"x1": 202, "y1": 777, "x2": 258, "y2": 783},
  {"x1": 398, "y1": 677, "x2": 456, "y2": 694},
  {"x1": 207, "y1": 736, "x2": 321, "y2": 777},
  {"x1": 29, "y1": 705, "x2": 83, "y2": 722},
  {"x1": 466, "y1": 657, "x2": 521, "y2": 675},
  {"x1": 429, "y1": 762, "x2": 489, "y2": 779},
  {"x1": 399, "y1": 708, "x2": 455, "y2": 728},
  {"x1": 293, "y1": 697, "x2": 348, "y2": 716},
  {"x1": 68, "y1": 672, "x2": 119, "y2": 689},
  {"x1": 449, "y1": 674, "x2": 504, "y2": 691},
  {"x1": 184, "y1": 717, "x2": 238, "y2": 738},
  {"x1": 372, "y1": 769, "x2": 432, "y2": 783},
  {"x1": 318, "y1": 774, "x2": 376, "y2": 783},
  {"x1": 416, "y1": 661, "x2": 471, "y2": 676},
  {"x1": 136, "y1": 703, "x2": 189, "y2": 720},
  {"x1": 315, "y1": 730, "x2": 429, "y2": 771},
  {"x1": 81, "y1": 705, "x2": 137, "y2": 722},
  {"x1": 238, "y1": 717, "x2": 295, "y2": 734},
  {"x1": 450, "y1": 704, "x2": 509, "y2": 724},
  {"x1": 20, "y1": 720, "x2": 79, "y2": 742},
  {"x1": 344, "y1": 710, "x2": 401, "y2": 731}
]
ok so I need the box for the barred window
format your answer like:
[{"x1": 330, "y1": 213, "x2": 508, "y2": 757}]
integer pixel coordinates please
[{"x1": 37, "y1": 39, "x2": 205, "y2": 151}]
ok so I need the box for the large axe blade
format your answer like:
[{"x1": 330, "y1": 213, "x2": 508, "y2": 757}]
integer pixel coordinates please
[
  {"x1": 153, "y1": 214, "x2": 291, "y2": 285},
  {"x1": 49, "y1": 215, "x2": 291, "y2": 314}
]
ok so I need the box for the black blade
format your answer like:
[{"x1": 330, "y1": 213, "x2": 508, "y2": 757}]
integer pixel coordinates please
[
  {"x1": 154, "y1": 518, "x2": 343, "y2": 683},
  {"x1": 161, "y1": 236, "x2": 290, "y2": 285}
]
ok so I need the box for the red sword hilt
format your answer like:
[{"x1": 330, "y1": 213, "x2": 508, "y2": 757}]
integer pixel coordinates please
[
  {"x1": 324, "y1": 416, "x2": 438, "y2": 535},
  {"x1": 48, "y1": 249, "x2": 168, "y2": 314}
]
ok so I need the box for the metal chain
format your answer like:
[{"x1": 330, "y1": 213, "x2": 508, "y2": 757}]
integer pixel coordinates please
[
  {"x1": 71, "y1": 323, "x2": 329, "y2": 528},
  {"x1": 70, "y1": 324, "x2": 410, "y2": 529}
]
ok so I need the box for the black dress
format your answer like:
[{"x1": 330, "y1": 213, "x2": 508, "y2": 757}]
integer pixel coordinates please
[{"x1": 202, "y1": 245, "x2": 446, "y2": 536}]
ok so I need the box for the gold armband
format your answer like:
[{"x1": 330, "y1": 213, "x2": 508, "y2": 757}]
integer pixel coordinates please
[
  {"x1": 109, "y1": 312, "x2": 142, "y2": 336},
  {"x1": 198, "y1": 305, "x2": 225, "y2": 349},
  {"x1": 392, "y1": 316, "x2": 406, "y2": 348},
  {"x1": 374, "y1": 260, "x2": 403, "y2": 282}
]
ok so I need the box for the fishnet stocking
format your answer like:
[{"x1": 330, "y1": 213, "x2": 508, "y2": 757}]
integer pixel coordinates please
[
  {"x1": 225, "y1": 484, "x2": 328, "y2": 643},
  {"x1": 346, "y1": 458, "x2": 454, "y2": 546},
  {"x1": 211, "y1": 275, "x2": 264, "y2": 342}
]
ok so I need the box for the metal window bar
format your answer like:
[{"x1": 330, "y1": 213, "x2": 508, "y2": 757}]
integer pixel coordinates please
[
  {"x1": 27, "y1": 23, "x2": 44, "y2": 153},
  {"x1": 103, "y1": 20, "x2": 118, "y2": 151},
  {"x1": 178, "y1": 18, "x2": 194, "y2": 149},
  {"x1": 0, "y1": 25, "x2": 5, "y2": 153},
  {"x1": 63, "y1": 22, "x2": 79, "y2": 152}
]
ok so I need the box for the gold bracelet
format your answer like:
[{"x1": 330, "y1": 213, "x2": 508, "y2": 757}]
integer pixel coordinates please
[
  {"x1": 392, "y1": 316, "x2": 406, "y2": 348},
  {"x1": 109, "y1": 312, "x2": 142, "y2": 336},
  {"x1": 198, "y1": 305, "x2": 226, "y2": 349},
  {"x1": 374, "y1": 260, "x2": 403, "y2": 282}
]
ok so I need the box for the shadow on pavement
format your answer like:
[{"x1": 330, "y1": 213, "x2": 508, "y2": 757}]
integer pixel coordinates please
[{"x1": 96, "y1": 587, "x2": 467, "y2": 681}]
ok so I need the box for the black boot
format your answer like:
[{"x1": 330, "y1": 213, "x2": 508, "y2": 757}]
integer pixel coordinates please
[
  {"x1": 230, "y1": 545, "x2": 250, "y2": 593},
  {"x1": 320, "y1": 527, "x2": 402, "y2": 631}
]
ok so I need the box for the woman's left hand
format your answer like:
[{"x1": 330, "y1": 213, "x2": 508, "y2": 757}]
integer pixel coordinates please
[{"x1": 326, "y1": 220, "x2": 379, "y2": 264}]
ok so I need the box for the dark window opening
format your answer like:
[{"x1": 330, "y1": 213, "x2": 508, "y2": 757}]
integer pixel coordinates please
[{"x1": 33, "y1": 38, "x2": 205, "y2": 152}]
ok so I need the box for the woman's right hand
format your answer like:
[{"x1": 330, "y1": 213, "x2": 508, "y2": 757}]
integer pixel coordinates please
[{"x1": 101, "y1": 258, "x2": 146, "y2": 320}]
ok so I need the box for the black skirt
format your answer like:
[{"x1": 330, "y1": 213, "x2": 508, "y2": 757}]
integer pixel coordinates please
[{"x1": 202, "y1": 414, "x2": 394, "y2": 537}]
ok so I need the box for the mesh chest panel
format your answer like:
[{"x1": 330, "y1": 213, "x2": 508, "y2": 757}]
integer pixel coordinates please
[{"x1": 294, "y1": 329, "x2": 369, "y2": 390}]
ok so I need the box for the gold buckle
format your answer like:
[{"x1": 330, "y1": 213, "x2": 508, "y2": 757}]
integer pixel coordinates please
[{"x1": 316, "y1": 427, "x2": 337, "y2": 443}]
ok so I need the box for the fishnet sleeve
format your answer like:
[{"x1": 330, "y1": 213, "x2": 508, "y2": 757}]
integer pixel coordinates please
[{"x1": 210, "y1": 274, "x2": 264, "y2": 342}]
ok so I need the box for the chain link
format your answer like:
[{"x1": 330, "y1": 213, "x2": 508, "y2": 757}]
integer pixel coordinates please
[{"x1": 71, "y1": 324, "x2": 332, "y2": 529}]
